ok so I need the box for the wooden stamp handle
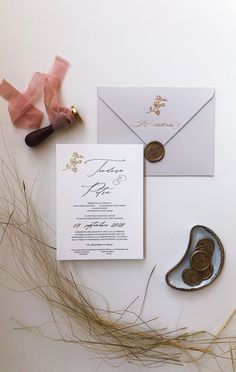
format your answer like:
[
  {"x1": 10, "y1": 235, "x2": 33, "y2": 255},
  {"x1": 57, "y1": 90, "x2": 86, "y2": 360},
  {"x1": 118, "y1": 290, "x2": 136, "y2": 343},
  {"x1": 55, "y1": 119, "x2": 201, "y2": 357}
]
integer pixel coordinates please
[{"x1": 25, "y1": 124, "x2": 54, "y2": 147}]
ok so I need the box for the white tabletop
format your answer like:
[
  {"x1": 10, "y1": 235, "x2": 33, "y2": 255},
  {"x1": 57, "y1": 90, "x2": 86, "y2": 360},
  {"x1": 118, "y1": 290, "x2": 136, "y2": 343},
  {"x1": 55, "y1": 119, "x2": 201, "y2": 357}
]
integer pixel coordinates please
[{"x1": 0, "y1": 1, "x2": 236, "y2": 371}]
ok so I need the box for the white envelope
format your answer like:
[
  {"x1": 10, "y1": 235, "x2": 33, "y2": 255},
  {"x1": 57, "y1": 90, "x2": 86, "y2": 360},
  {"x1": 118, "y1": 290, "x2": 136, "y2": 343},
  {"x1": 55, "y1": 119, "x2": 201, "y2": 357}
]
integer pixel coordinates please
[{"x1": 97, "y1": 87, "x2": 215, "y2": 176}]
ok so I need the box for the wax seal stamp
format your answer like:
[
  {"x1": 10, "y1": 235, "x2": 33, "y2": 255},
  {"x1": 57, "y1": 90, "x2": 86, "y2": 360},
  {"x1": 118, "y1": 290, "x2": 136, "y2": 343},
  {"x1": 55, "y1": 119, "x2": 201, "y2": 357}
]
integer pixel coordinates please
[
  {"x1": 25, "y1": 106, "x2": 81, "y2": 147},
  {"x1": 201, "y1": 265, "x2": 213, "y2": 280},
  {"x1": 165, "y1": 225, "x2": 225, "y2": 291},
  {"x1": 144, "y1": 141, "x2": 165, "y2": 162},
  {"x1": 196, "y1": 238, "x2": 214, "y2": 257}
]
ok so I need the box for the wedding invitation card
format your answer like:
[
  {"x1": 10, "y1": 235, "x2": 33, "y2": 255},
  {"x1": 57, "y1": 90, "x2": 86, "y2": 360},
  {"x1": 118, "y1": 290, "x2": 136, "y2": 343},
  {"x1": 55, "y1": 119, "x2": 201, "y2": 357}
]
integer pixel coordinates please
[{"x1": 56, "y1": 144, "x2": 143, "y2": 260}]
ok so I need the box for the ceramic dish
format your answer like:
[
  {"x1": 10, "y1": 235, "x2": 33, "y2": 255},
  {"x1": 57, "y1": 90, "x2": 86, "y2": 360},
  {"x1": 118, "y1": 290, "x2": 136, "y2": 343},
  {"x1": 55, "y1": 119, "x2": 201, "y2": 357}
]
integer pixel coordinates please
[{"x1": 165, "y1": 225, "x2": 225, "y2": 291}]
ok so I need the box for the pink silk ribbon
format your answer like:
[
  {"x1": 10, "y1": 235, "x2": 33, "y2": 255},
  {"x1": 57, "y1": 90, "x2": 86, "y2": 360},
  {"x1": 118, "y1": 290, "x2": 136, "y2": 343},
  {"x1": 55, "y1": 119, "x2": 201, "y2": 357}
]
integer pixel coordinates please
[{"x1": 0, "y1": 56, "x2": 75, "y2": 129}]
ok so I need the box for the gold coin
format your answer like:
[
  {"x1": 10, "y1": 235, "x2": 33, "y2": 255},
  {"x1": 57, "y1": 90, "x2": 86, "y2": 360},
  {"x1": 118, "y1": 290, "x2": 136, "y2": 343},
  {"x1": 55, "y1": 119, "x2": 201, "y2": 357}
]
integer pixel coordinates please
[
  {"x1": 191, "y1": 250, "x2": 211, "y2": 272},
  {"x1": 201, "y1": 265, "x2": 213, "y2": 280},
  {"x1": 144, "y1": 141, "x2": 165, "y2": 162},
  {"x1": 196, "y1": 238, "x2": 214, "y2": 257},
  {"x1": 182, "y1": 267, "x2": 202, "y2": 286}
]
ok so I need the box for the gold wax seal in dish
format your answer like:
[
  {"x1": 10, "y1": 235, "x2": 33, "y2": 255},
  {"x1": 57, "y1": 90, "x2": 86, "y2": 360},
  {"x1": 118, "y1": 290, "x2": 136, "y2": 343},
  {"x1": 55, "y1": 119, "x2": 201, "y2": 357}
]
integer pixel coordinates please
[
  {"x1": 182, "y1": 267, "x2": 202, "y2": 287},
  {"x1": 182, "y1": 238, "x2": 215, "y2": 286},
  {"x1": 144, "y1": 141, "x2": 165, "y2": 162},
  {"x1": 191, "y1": 250, "x2": 211, "y2": 272}
]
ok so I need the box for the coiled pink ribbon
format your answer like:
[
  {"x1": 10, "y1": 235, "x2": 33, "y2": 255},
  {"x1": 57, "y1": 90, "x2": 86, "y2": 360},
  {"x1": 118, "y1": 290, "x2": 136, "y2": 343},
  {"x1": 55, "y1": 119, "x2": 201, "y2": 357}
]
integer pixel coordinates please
[{"x1": 0, "y1": 56, "x2": 75, "y2": 129}]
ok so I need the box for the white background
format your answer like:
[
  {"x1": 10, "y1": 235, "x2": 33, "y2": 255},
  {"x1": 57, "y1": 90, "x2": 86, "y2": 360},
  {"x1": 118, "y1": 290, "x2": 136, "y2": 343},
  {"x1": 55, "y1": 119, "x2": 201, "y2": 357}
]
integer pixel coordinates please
[{"x1": 0, "y1": 1, "x2": 236, "y2": 371}]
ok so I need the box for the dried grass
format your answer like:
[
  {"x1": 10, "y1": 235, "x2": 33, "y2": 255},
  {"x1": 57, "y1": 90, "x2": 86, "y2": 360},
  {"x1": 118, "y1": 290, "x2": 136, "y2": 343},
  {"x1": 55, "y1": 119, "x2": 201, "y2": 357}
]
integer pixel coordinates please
[{"x1": 0, "y1": 152, "x2": 235, "y2": 370}]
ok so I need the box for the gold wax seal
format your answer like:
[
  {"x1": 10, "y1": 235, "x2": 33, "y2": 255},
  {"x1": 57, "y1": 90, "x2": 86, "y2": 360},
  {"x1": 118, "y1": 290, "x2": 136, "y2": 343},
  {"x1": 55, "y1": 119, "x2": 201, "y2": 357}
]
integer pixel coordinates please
[
  {"x1": 201, "y1": 265, "x2": 213, "y2": 280},
  {"x1": 182, "y1": 267, "x2": 202, "y2": 286},
  {"x1": 144, "y1": 141, "x2": 165, "y2": 162},
  {"x1": 191, "y1": 251, "x2": 211, "y2": 272},
  {"x1": 71, "y1": 106, "x2": 81, "y2": 120},
  {"x1": 196, "y1": 238, "x2": 215, "y2": 257}
]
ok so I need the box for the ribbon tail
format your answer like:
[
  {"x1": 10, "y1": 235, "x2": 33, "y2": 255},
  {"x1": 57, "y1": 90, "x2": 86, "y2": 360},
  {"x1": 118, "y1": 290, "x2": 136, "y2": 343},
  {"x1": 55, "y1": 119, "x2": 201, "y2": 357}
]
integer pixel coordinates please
[
  {"x1": 0, "y1": 55, "x2": 71, "y2": 129},
  {"x1": 0, "y1": 79, "x2": 43, "y2": 129}
]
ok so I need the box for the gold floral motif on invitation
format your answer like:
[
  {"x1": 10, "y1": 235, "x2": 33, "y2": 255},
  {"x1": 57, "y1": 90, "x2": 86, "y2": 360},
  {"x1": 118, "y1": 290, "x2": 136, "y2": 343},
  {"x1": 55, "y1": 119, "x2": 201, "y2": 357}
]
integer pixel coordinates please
[{"x1": 63, "y1": 152, "x2": 84, "y2": 172}]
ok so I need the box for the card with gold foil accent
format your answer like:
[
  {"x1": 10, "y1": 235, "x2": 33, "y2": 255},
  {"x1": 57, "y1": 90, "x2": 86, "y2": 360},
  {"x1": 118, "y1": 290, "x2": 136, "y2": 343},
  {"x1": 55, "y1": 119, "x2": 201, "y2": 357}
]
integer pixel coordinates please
[
  {"x1": 56, "y1": 144, "x2": 143, "y2": 260},
  {"x1": 97, "y1": 87, "x2": 215, "y2": 176}
]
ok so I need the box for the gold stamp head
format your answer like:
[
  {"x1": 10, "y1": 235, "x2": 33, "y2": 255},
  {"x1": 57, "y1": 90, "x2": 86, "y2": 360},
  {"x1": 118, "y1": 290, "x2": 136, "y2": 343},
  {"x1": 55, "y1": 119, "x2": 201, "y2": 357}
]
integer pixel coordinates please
[{"x1": 71, "y1": 106, "x2": 81, "y2": 120}]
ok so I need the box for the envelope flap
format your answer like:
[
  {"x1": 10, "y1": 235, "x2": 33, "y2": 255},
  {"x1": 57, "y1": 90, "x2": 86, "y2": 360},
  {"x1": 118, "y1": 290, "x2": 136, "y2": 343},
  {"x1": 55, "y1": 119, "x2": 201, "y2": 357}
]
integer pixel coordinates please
[{"x1": 97, "y1": 87, "x2": 215, "y2": 145}]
